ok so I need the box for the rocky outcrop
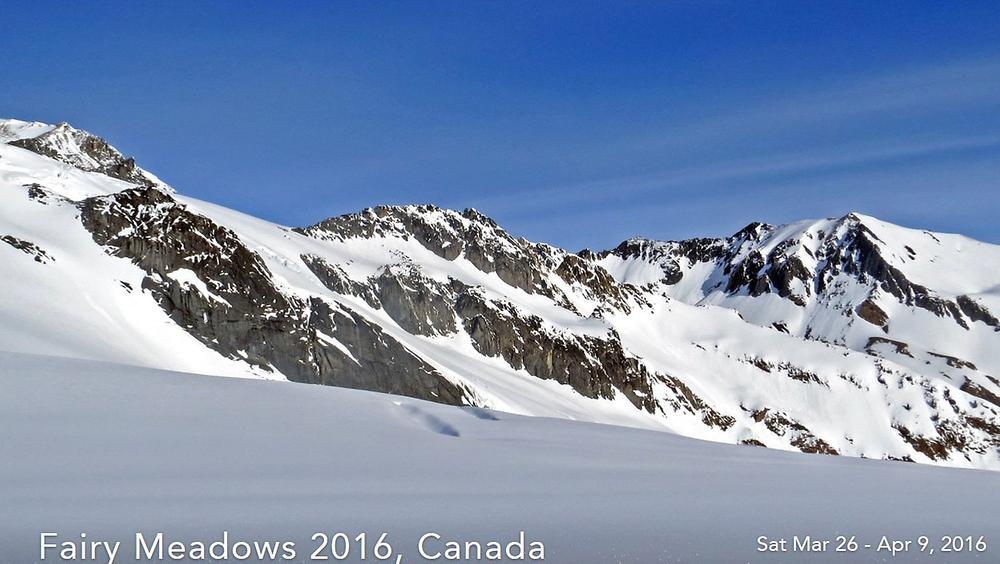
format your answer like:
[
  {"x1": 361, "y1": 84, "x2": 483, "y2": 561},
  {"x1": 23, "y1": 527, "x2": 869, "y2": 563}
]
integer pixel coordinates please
[
  {"x1": 307, "y1": 299, "x2": 468, "y2": 403},
  {"x1": 818, "y1": 219, "x2": 967, "y2": 326},
  {"x1": 78, "y1": 187, "x2": 467, "y2": 405},
  {"x1": 299, "y1": 205, "x2": 569, "y2": 300},
  {"x1": 661, "y1": 376, "x2": 735, "y2": 430},
  {"x1": 373, "y1": 265, "x2": 460, "y2": 337},
  {"x1": 744, "y1": 356, "x2": 827, "y2": 386},
  {"x1": 301, "y1": 254, "x2": 382, "y2": 308},
  {"x1": 857, "y1": 298, "x2": 889, "y2": 329},
  {"x1": 726, "y1": 250, "x2": 768, "y2": 295},
  {"x1": 6, "y1": 116, "x2": 1000, "y2": 470},
  {"x1": 8, "y1": 123, "x2": 152, "y2": 185},
  {"x1": 866, "y1": 336, "x2": 913, "y2": 358},
  {"x1": 962, "y1": 380, "x2": 1000, "y2": 410},
  {"x1": 751, "y1": 408, "x2": 838, "y2": 455},
  {"x1": 1, "y1": 235, "x2": 53, "y2": 263},
  {"x1": 957, "y1": 295, "x2": 1000, "y2": 330},
  {"x1": 601, "y1": 236, "x2": 727, "y2": 286},
  {"x1": 554, "y1": 254, "x2": 630, "y2": 311},
  {"x1": 455, "y1": 289, "x2": 659, "y2": 411},
  {"x1": 601, "y1": 213, "x2": 997, "y2": 349},
  {"x1": 303, "y1": 244, "x2": 674, "y2": 415}
]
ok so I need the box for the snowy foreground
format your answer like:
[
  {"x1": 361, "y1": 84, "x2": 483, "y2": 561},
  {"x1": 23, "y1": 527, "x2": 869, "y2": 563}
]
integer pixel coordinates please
[{"x1": 2, "y1": 352, "x2": 998, "y2": 563}]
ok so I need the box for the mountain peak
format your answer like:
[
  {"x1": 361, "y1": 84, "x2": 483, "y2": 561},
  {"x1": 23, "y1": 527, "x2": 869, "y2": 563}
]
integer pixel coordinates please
[
  {"x1": 2, "y1": 117, "x2": 1000, "y2": 469},
  {"x1": 1, "y1": 117, "x2": 167, "y2": 192}
]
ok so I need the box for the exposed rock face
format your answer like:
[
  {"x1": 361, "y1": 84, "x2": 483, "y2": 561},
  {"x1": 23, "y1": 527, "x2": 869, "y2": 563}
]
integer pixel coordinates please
[
  {"x1": 962, "y1": 380, "x2": 1000, "y2": 410},
  {"x1": 24, "y1": 183, "x2": 51, "y2": 204},
  {"x1": 958, "y1": 295, "x2": 1000, "y2": 330},
  {"x1": 301, "y1": 254, "x2": 381, "y2": 308},
  {"x1": 555, "y1": 254, "x2": 630, "y2": 311},
  {"x1": 300, "y1": 246, "x2": 689, "y2": 418},
  {"x1": 373, "y1": 266, "x2": 460, "y2": 337},
  {"x1": 818, "y1": 219, "x2": 968, "y2": 326},
  {"x1": 603, "y1": 214, "x2": 997, "y2": 333},
  {"x1": 661, "y1": 376, "x2": 735, "y2": 430},
  {"x1": 78, "y1": 187, "x2": 467, "y2": 405},
  {"x1": 454, "y1": 289, "x2": 659, "y2": 412},
  {"x1": 8, "y1": 123, "x2": 155, "y2": 185},
  {"x1": 307, "y1": 299, "x2": 468, "y2": 404},
  {"x1": 300, "y1": 205, "x2": 566, "y2": 298},
  {"x1": 65, "y1": 191, "x2": 1000, "y2": 466},
  {"x1": 305, "y1": 252, "x2": 464, "y2": 338},
  {"x1": 5, "y1": 117, "x2": 1000, "y2": 470},
  {"x1": 1, "y1": 235, "x2": 54, "y2": 263},
  {"x1": 601, "y1": 213, "x2": 1000, "y2": 356},
  {"x1": 606, "y1": 237, "x2": 725, "y2": 286},
  {"x1": 866, "y1": 337, "x2": 913, "y2": 358},
  {"x1": 857, "y1": 298, "x2": 889, "y2": 329},
  {"x1": 751, "y1": 408, "x2": 838, "y2": 455}
]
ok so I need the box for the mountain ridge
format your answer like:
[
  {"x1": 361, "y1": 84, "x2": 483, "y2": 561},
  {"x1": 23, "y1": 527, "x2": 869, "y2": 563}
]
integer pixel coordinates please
[{"x1": 2, "y1": 117, "x2": 999, "y2": 469}]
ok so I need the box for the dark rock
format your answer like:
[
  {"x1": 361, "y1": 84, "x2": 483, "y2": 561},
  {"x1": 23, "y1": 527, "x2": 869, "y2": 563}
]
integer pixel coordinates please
[
  {"x1": 1, "y1": 235, "x2": 53, "y2": 263},
  {"x1": 764, "y1": 242, "x2": 811, "y2": 302},
  {"x1": 866, "y1": 336, "x2": 913, "y2": 358},
  {"x1": 928, "y1": 352, "x2": 977, "y2": 371},
  {"x1": 751, "y1": 408, "x2": 837, "y2": 455},
  {"x1": 298, "y1": 205, "x2": 570, "y2": 300},
  {"x1": 78, "y1": 187, "x2": 467, "y2": 405},
  {"x1": 821, "y1": 220, "x2": 968, "y2": 327},
  {"x1": 300, "y1": 254, "x2": 381, "y2": 308},
  {"x1": 24, "y1": 183, "x2": 50, "y2": 204},
  {"x1": 894, "y1": 424, "x2": 956, "y2": 461},
  {"x1": 9, "y1": 123, "x2": 150, "y2": 185},
  {"x1": 726, "y1": 250, "x2": 766, "y2": 294},
  {"x1": 662, "y1": 375, "x2": 735, "y2": 430},
  {"x1": 957, "y1": 295, "x2": 999, "y2": 330},
  {"x1": 961, "y1": 380, "x2": 1000, "y2": 409},
  {"x1": 373, "y1": 265, "x2": 459, "y2": 336},
  {"x1": 306, "y1": 299, "x2": 468, "y2": 404},
  {"x1": 603, "y1": 237, "x2": 728, "y2": 286},
  {"x1": 554, "y1": 254, "x2": 629, "y2": 311},
  {"x1": 857, "y1": 298, "x2": 889, "y2": 328},
  {"x1": 454, "y1": 289, "x2": 663, "y2": 413}
]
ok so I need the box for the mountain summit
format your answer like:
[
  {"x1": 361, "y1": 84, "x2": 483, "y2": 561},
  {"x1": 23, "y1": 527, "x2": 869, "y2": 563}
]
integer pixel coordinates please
[{"x1": 2, "y1": 118, "x2": 999, "y2": 469}]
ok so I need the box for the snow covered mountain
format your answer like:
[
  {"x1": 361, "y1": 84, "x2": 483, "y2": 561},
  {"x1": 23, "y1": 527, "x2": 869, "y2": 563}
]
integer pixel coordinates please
[{"x1": 3, "y1": 117, "x2": 999, "y2": 469}]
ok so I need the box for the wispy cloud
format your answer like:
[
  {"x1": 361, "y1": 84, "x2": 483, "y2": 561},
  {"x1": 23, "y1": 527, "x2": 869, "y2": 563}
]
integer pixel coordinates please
[
  {"x1": 464, "y1": 57, "x2": 1000, "y2": 226},
  {"x1": 473, "y1": 133, "x2": 1000, "y2": 214},
  {"x1": 500, "y1": 152, "x2": 1000, "y2": 250}
]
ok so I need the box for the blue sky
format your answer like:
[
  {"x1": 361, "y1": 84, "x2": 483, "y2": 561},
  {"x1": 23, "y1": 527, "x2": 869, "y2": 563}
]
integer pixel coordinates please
[{"x1": 4, "y1": 1, "x2": 999, "y2": 249}]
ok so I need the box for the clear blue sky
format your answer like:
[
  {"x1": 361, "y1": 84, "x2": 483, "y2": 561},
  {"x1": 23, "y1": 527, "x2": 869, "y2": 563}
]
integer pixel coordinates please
[{"x1": 4, "y1": 1, "x2": 999, "y2": 249}]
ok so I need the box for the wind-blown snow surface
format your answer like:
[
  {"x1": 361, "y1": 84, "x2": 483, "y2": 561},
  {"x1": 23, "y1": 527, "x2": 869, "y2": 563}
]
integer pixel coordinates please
[
  {"x1": 3, "y1": 117, "x2": 1000, "y2": 471},
  {"x1": 2, "y1": 352, "x2": 999, "y2": 563}
]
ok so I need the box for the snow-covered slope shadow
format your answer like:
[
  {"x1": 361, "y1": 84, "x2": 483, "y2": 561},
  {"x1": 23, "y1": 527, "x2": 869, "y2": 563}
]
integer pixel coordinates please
[{"x1": 394, "y1": 401, "x2": 462, "y2": 437}]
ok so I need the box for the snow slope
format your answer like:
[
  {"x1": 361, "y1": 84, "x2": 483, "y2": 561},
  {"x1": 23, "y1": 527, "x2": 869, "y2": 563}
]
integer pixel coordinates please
[
  {"x1": 598, "y1": 215, "x2": 1000, "y2": 375},
  {"x1": 2, "y1": 117, "x2": 999, "y2": 470},
  {"x1": 2, "y1": 352, "x2": 999, "y2": 563},
  {"x1": 0, "y1": 118, "x2": 56, "y2": 143},
  {"x1": 0, "y1": 144, "x2": 270, "y2": 378}
]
